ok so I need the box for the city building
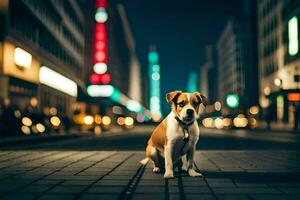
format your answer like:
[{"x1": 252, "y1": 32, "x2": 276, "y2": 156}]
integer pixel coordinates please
[
  {"x1": 199, "y1": 45, "x2": 218, "y2": 104},
  {"x1": 257, "y1": 0, "x2": 300, "y2": 126},
  {"x1": 85, "y1": 0, "x2": 148, "y2": 120},
  {"x1": 217, "y1": 16, "x2": 258, "y2": 112},
  {"x1": 0, "y1": 0, "x2": 85, "y2": 117}
]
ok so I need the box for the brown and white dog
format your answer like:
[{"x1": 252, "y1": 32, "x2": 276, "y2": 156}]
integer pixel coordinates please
[{"x1": 140, "y1": 91, "x2": 207, "y2": 178}]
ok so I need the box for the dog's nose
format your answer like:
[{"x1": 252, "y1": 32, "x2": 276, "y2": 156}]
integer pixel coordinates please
[{"x1": 186, "y1": 109, "x2": 194, "y2": 116}]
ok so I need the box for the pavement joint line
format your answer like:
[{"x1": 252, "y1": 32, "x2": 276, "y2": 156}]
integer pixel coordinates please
[
  {"x1": 194, "y1": 162, "x2": 218, "y2": 200},
  {"x1": 30, "y1": 152, "x2": 109, "y2": 199},
  {"x1": 0, "y1": 151, "x2": 34, "y2": 164},
  {"x1": 177, "y1": 167, "x2": 186, "y2": 200},
  {"x1": 74, "y1": 152, "x2": 135, "y2": 200},
  {"x1": 164, "y1": 179, "x2": 170, "y2": 200},
  {"x1": 73, "y1": 151, "x2": 117, "y2": 176},
  {"x1": 32, "y1": 180, "x2": 65, "y2": 200},
  {"x1": 0, "y1": 151, "x2": 65, "y2": 173},
  {"x1": 201, "y1": 153, "x2": 223, "y2": 172},
  {"x1": 117, "y1": 160, "x2": 146, "y2": 200},
  {"x1": 0, "y1": 151, "x2": 61, "y2": 170},
  {"x1": 0, "y1": 151, "x2": 79, "y2": 198},
  {"x1": 0, "y1": 151, "x2": 98, "y2": 198}
]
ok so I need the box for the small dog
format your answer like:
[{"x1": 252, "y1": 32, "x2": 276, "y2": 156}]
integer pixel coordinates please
[{"x1": 140, "y1": 91, "x2": 207, "y2": 178}]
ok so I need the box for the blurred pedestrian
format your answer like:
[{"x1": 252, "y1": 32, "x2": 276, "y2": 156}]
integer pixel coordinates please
[
  {"x1": 0, "y1": 98, "x2": 19, "y2": 136},
  {"x1": 266, "y1": 101, "x2": 275, "y2": 130},
  {"x1": 62, "y1": 114, "x2": 70, "y2": 133}
]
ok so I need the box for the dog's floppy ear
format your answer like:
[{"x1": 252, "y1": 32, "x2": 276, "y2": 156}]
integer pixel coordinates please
[
  {"x1": 166, "y1": 90, "x2": 182, "y2": 103},
  {"x1": 194, "y1": 92, "x2": 207, "y2": 107}
]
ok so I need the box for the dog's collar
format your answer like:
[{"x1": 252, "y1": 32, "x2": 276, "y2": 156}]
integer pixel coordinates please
[
  {"x1": 174, "y1": 116, "x2": 194, "y2": 129},
  {"x1": 174, "y1": 116, "x2": 194, "y2": 142}
]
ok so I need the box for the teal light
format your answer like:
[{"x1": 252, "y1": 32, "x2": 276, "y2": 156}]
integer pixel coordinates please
[
  {"x1": 126, "y1": 100, "x2": 143, "y2": 112},
  {"x1": 187, "y1": 72, "x2": 198, "y2": 92},
  {"x1": 226, "y1": 94, "x2": 239, "y2": 108},
  {"x1": 152, "y1": 64, "x2": 160, "y2": 72},
  {"x1": 95, "y1": 8, "x2": 108, "y2": 23},
  {"x1": 148, "y1": 48, "x2": 162, "y2": 119},
  {"x1": 87, "y1": 85, "x2": 114, "y2": 97},
  {"x1": 288, "y1": 16, "x2": 299, "y2": 56},
  {"x1": 110, "y1": 88, "x2": 121, "y2": 102},
  {"x1": 148, "y1": 52, "x2": 158, "y2": 63}
]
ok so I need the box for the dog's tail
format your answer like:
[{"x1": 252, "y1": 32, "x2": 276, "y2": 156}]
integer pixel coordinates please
[{"x1": 140, "y1": 157, "x2": 150, "y2": 165}]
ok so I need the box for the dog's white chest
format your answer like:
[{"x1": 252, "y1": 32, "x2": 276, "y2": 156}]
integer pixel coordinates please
[{"x1": 166, "y1": 112, "x2": 199, "y2": 159}]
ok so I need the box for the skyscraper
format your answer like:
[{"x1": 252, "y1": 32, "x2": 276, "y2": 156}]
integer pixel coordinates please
[
  {"x1": 217, "y1": 16, "x2": 258, "y2": 110},
  {"x1": 200, "y1": 45, "x2": 218, "y2": 104}
]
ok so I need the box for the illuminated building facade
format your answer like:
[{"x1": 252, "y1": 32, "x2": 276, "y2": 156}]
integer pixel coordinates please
[
  {"x1": 0, "y1": 0, "x2": 85, "y2": 116},
  {"x1": 85, "y1": 0, "x2": 147, "y2": 118},
  {"x1": 257, "y1": 0, "x2": 300, "y2": 125}
]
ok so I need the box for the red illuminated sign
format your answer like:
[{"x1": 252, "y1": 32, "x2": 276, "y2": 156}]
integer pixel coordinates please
[
  {"x1": 287, "y1": 93, "x2": 300, "y2": 102},
  {"x1": 90, "y1": 0, "x2": 111, "y2": 85},
  {"x1": 89, "y1": 73, "x2": 111, "y2": 85}
]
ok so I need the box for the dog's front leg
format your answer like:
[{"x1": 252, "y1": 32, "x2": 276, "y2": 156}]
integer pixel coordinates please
[
  {"x1": 164, "y1": 143, "x2": 174, "y2": 178},
  {"x1": 187, "y1": 146, "x2": 202, "y2": 177}
]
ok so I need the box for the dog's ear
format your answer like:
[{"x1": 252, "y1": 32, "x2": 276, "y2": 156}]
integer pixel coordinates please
[
  {"x1": 166, "y1": 90, "x2": 182, "y2": 103},
  {"x1": 194, "y1": 92, "x2": 207, "y2": 107}
]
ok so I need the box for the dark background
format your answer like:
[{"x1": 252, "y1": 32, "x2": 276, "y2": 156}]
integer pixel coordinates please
[{"x1": 124, "y1": 0, "x2": 247, "y2": 113}]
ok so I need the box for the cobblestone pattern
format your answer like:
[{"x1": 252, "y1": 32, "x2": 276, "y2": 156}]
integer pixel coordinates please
[{"x1": 0, "y1": 151, "x2": 300, "y2": 200}]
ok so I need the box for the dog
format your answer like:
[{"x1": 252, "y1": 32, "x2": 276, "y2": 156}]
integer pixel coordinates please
[{"x1": 140, "y1": 91, "x2": 207, "y2": 178}]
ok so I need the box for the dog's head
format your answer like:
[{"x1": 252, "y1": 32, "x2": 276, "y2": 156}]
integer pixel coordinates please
[{"x1": 166, "y1": 90, "x2": 207, "y2": 123}]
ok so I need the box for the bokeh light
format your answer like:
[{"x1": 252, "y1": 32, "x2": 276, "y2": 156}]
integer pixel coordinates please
[
  {"x1": 50, "y1": 116, "x2": 61, "y2": 127},
  {"x1": 22, "y1": 117, "x2": 32, "y2": 127},
  {"x1": 102, "y1": 116, "x2": 111, "y2": 126},
  {"x1": 84, "y1": 115, "x2": 94, "y2": 125},
  {"x1": 36, "y1": 123, "x2": 46, "y2": 133}
]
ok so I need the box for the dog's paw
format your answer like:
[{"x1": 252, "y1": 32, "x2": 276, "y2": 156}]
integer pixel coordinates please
[
  {"x1": 164, "y1": 171, "x2": 174, "y2": 179},
  {"x1": 179, "y1": 166, "x2": 187, "y2": 172},
  {"x1": 188, "y1": 169, "x2": 202, "y2": 177},
  {"x1": 153, "y1": 167, "x2": 160, "y2": 173}
]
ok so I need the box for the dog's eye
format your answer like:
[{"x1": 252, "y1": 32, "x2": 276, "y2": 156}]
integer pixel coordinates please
[
  {"x1": 193, "y1": 101, "x2": 199, "y2": 106},
  {"x1": 178, "y1": 102, "x2": 185, "y2": 107}
]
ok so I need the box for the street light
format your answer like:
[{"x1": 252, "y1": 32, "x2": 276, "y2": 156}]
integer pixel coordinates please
[{"x1": 226, "y1": 94, "x2": 239, "y2": 109}]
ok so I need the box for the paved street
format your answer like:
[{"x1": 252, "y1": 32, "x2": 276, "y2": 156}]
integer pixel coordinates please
[{"x1": 1, "y1": 127, "x2": 300, "y2": 199}]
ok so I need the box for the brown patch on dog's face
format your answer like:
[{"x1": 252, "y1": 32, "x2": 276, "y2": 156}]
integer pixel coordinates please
[
  {"x1": 173, "y1": 93, "x2": 188, "y2": 116},
  {"x1": 190, "y1": 94, "x2": 201, "y2": 114},
  {"x1": 166, "y1": 91, "x2": 207, "y2": 121},
  {"x1": 193, "y1": 92, "x2": 207, "y2": 107}
]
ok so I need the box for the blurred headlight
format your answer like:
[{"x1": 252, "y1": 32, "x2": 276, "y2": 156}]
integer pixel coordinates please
[
  {"x1": 21, "y1": 126, "x2": 31, "y2": 135},
  {"x1": 50, "y1": 116, "x2": 61, "y2": 127},
  {"x1": 214, "y1": 117, "x2": 224, "y2": 129},
  {"x1": 248, "y1": 118, "x2": 257, "y2": 129},
  {"x1": 102, "y1": 116, "x2": 111, "y2": 126},
  {"x1": 117, "y1": 117, "x2": 125, "y2": 126},
  {"x1": 22, "y1": 117, "x2": 32, "y2": 127},
  {"x1": 36, "y1": 123, "x2": 46, "y2": 133},
  {"x1": 84, "y1": 115, "x2": 94, "y2": 125},
  {"x1": 124, "y1": 117, "x2": 134, "y2": 126},
  {"x1": 233, "y1": 115, "x2": 248, "y2": 128},
  {"x1": 95, "y1": 114, "x2": 102, "y2": 124}
]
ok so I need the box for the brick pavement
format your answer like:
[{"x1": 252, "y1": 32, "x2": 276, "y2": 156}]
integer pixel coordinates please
[{"x1": 0, "y1": 151, "x2": 300, "y2": 200}]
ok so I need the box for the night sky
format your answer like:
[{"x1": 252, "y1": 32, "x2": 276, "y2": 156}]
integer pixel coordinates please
[{"x1": 123, "y1": 0, "x2": 245, "y2": 113}]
